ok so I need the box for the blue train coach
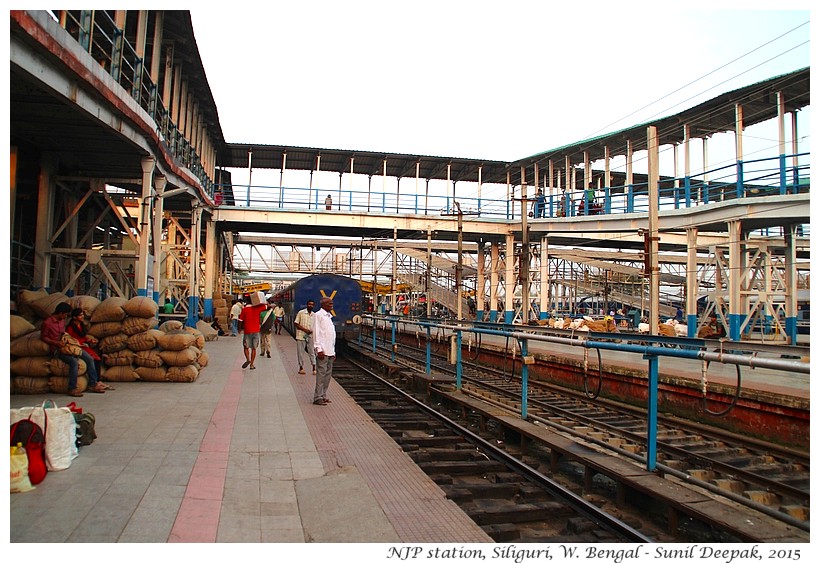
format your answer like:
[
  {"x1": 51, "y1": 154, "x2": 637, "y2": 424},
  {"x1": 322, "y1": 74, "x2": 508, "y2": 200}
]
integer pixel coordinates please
[{"x1": 274, "y1": 274, "x2": 363, "y2": 337}]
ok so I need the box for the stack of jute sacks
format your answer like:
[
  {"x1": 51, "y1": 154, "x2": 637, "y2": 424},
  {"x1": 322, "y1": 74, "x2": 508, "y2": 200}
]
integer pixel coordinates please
[{"x1": 10, "y1": 291, "x2": 209, "y2": 394}]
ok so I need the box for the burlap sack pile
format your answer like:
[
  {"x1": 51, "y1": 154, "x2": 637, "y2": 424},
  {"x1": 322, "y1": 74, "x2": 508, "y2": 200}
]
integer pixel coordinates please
[
  {"x1": 11, "y1": 293, "x2": 209, "y2": 393},
  {"x1": 213, "y1": 295, "x2": 230, "y2": 335},
  {"x1": 99, "y1": 296, "x2": 207, "y2": 383},
  {"x1": 10, "y1": 289, "x2": 89, "y2": 395}
]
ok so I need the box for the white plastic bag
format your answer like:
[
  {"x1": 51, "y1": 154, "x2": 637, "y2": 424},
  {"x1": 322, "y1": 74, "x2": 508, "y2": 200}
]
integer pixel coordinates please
[{"x1": 10, "y1": 400, "x2": 78, "y2": 471}]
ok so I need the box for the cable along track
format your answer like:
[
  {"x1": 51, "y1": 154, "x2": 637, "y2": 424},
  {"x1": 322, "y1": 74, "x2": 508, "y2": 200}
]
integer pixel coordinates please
[
  {"x1": 345, "y1": 338, "x2": 810, "y2": 540},
  {"x1": 332, "y1": 357, "x2": 653, "y2": 543}
]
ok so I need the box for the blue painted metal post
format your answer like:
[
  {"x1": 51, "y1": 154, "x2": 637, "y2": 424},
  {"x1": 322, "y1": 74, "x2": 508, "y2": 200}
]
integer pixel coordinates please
[
  {"x1": 456, "y1": 330, "x2": 463, "y2": 390},
  {"x1": 504, "y1": 310, "x2": 514, "y2": 324},
  {"x1": 687, "y1": 313, "x2": 697, "y2": 338},
  {"x1": 186, "y1": 296, "x2": 197, "y2": 327},
  {"x1": 786, "y1": 316, "x2": 798, "y2": 345},
  {"x1": 736, "y1": 161, "x2": 744, "y2": 199},
  {"x1": 604, "y1": 186, "x2": 611, "y2": 214},
  {"x1": 425, "y1": 326, "x2": 432, "y2": 376},
  {"x1": 391, "y1": 319, "x2": 396, "y2": 362},
  {"x1": 729, "y1": 313, "x2": 742, "y2": 341},
  {"x1": 626, "y1": 185, "x2": 634, "y2": 213},
  {"x1": 779, "y1": 154, "x2": 788, "y2": 195},
  {"x1": 371, "y1": 320, "x2": 377, "y2": 353},
  {"x1": 684, "y1": 176, "x2": 691, "y2": 207},
  {"x1": 520, "y1": 338, "x2": 528, "y2": 420},
  {"x1": 644, "y1": 353, "x2": 659, "y2": 471}
]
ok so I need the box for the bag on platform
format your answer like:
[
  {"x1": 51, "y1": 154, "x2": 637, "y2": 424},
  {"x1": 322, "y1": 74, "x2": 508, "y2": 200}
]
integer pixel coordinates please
[
  {"x1": 10, "y1": 417, "x2": 47, "y2": 485},
  {"x1": 11, "y1": 400, "x2": 78, "y2": 471},
  {"x1": 59, "y1": 333, "x2": 84, "y2": 357},
  {"x1": 10, "y1": 443, "x2": 35, "y2": 493},
  {"x1": 74, "y1": 412, "x2": 97, "y2": 447},
  {"x1": 65, "y1": 401, "x2": 97, "y2": 447}
]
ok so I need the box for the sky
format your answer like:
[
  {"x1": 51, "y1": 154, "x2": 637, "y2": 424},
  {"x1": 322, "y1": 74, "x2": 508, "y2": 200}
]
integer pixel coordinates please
[{"x1": 189, "y1": 1, "x2": 812, "y2": 165}]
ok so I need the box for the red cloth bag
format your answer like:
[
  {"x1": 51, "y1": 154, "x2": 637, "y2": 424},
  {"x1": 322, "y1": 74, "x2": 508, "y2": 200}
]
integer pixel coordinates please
[{"x1": 10, "y1": 418, "x2": 48, "y2": 485}]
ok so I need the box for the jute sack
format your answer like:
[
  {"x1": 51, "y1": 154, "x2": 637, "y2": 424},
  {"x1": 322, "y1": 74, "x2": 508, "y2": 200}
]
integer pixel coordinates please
[
  {"x1": 10, "y1": 332, "x2": 51, "y2": 357},
  {"x1": 68, "y1": 295, "x2": 101, "y2": 318},
  {"x1": 88, "y1": 321, "x2": 125, "y2": 339},
  {"x1": 122, "y1": 296, "x2": 159, "y2": 318},
  {"x1": 29, "y1": 292, "x2": 69, "y2": 319},
  {"x1": 159, "y1": 320, "x2": 184, "y2": 333},
  {"x1": 127, "y1": 329, "x2": 163, "y2": 352},
  {"x1": 159, "y1": 346, "x2": 200, "y2": 367},
  {"x1": 101, "y1": 365, "x2": 140, "y2": 382},
  {"x1": 184, "y1": 327, "x2": 206, "y2": 349},
  {"x1": 98, "y1": 333, "x2": 128, "y2": 354},
  {"x1": 48, "y1": 375, "x2": 89, "y2": 394},
  {"x1": 166, "y1": 365, "x2": 200, "y2": 383},
  {"x1": 50, "y1": 357, "x2": 87, "y2": 377},
  {"x1": 102, "y1": 349, "x2": 135, "y2": 367},
  {"x1": 17, "y1": 288, "x2": 49, "y2": 318},
  {"x1": 197, "y1": 351, "x2": 210, "y2": 368},
  {"x1": 11, "y1": 315, "x2": 37, "y2": 339},
  {"x1": 12, "y1": 376, "x2": 51, "y2": 394},
  {"x1": 90, "y1": 296, "x2": 128, "y2": 322},
  {"x1": 122, "y1": 316, "x2": 158, "y2": 336},
  {"x1": 135, "y1": 365, "x2": 167, "y2": 382},
  {"x1": 134, "y1": 349, "x2": 164, "y2": 368},
  {"x1": 10, "y1": 357, "x2": 52, "y2": 378},
  {"x1": 195, "y1": 320, "x2": 219, "y2": 341},
  {"x1": 156, "y1": 330, "x2": 196, "y2": 351}
]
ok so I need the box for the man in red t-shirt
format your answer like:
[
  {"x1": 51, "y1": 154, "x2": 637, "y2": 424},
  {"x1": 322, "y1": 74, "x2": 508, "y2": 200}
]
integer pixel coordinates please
[{"x1": 239, "y1": 298, "x2": 269, "y2": 370}]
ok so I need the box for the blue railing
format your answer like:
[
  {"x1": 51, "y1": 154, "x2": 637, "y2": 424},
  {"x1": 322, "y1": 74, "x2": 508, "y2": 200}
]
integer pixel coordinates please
[
  {"x1": 56, "y1": 10, "x2": 215, "y2": 196},
  {"x1": 219, "y1": 153, "x2": 809, "y2": 229}
]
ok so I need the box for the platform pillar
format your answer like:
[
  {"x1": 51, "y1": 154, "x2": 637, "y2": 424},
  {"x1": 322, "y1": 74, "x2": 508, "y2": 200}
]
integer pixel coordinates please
[
  {"x1": 784, "y1": 225, "x2": 798, "y2": 344},
  {"x1": 203, "y1": 216, "x2": 216, "y2": 319},
  {"x1": 476, "y1": 241, "x2": 486, "y2": 321},
  {"x1": 489, "y1": 241, "x2": 500, "y2": 322},
  {"x1": 686, "y1": 228, "x2": 698, "y2": 337},
  {"x1": 152, "y1": 175, "x2": 167, "y2": 304},
  {"x1": 136, "y1": 156, "x2": 155, "y2": 297},
  {"x1": 186, "y1": 203, "x2": 202, "y2": 326},
  {"x1": 33, "y1": 153, "x2": 58, "y2": 290},
  {"x1": 727, "y1": 220, "x2": 745, "y2": 341},
  {"x1": 539, "y1": 236, "x2": 549, "y2": 319},
  {"x1": 504, "y1": 233, "x2": 515, "y2": 324}
]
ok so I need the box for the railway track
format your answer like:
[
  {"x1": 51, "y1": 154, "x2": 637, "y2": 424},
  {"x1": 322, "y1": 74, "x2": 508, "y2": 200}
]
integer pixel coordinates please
[
  {"x1": 330, "y1": 356, "x2": 656, "y2": 543},
  {"x1": 344, "y1": 334, "x2": 810, "y2": 542}
]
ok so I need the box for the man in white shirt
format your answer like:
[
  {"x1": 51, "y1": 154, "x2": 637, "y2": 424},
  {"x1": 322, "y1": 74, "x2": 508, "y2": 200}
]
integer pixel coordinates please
[
  {"x1": 229, "y1": 299, "x2": 243, "y2": 336},
  {"x1": 294, "y1": 299, "x2": 316, "y2": 375},
  {"x1": 311, "y1": 297, "x2": 336, "y2": 405}
]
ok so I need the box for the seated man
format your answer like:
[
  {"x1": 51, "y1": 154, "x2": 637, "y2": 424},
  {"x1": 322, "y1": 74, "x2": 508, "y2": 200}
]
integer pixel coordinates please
[{"x1": 40, "y1": 302, "x2": 106, "y2": 397}]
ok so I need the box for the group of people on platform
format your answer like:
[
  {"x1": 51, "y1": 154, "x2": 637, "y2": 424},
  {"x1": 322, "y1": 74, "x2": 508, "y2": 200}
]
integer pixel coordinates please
[
  {"x1": 40, "y1": 302, "x2": 114, "y2": 397},
  {"x1": 229, "y1": 294, "x2": 336, "y2": 406},
  {"x1": 532, "y1": 186, "x2": 603, "y2": 219}
]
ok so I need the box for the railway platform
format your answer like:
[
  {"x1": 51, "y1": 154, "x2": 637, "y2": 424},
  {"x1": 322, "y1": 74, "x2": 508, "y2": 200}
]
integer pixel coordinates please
[{"x1": 8, "y1": 333, "x2": 491, "y2": 548}]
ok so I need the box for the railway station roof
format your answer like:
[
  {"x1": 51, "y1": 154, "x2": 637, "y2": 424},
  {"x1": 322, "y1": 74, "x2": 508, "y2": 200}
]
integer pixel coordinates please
[
  {"x1": 220, "y1": 143, "x2": 514, "y2": 185},
  {"x1": 220, "y1": 67, "x2": 809, "y2": 186},
  {"x1": 513, "y1": 67, "x2": 811, "y2": 168}
]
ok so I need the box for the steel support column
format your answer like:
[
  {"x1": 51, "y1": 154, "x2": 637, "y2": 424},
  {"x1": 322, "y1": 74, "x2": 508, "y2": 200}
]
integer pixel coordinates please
[
  {"x1": 152, "y1": 175, "x2": 167, "y2": 303},
  {"x1": 727, "y1": 220, "x2": 745, "y2": 341},
  {"x1": 136, "y1": 156, "x2": 155, "y2": 296},
  {"x1": 33, "y1": 154, "x2": 58, "y2": 290},
  {"x1": 686, "y1": 228, "x2": 698, "y2": 337},
  {"x1": 187, "y1": 204, "x2": 202, "y2": 326},
  {"x1": 203, "y1": 217, "x2": 216, "y2": 319},
  {"x1": 504, "y1": 233, "x2": 515, "y2": 324}
]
